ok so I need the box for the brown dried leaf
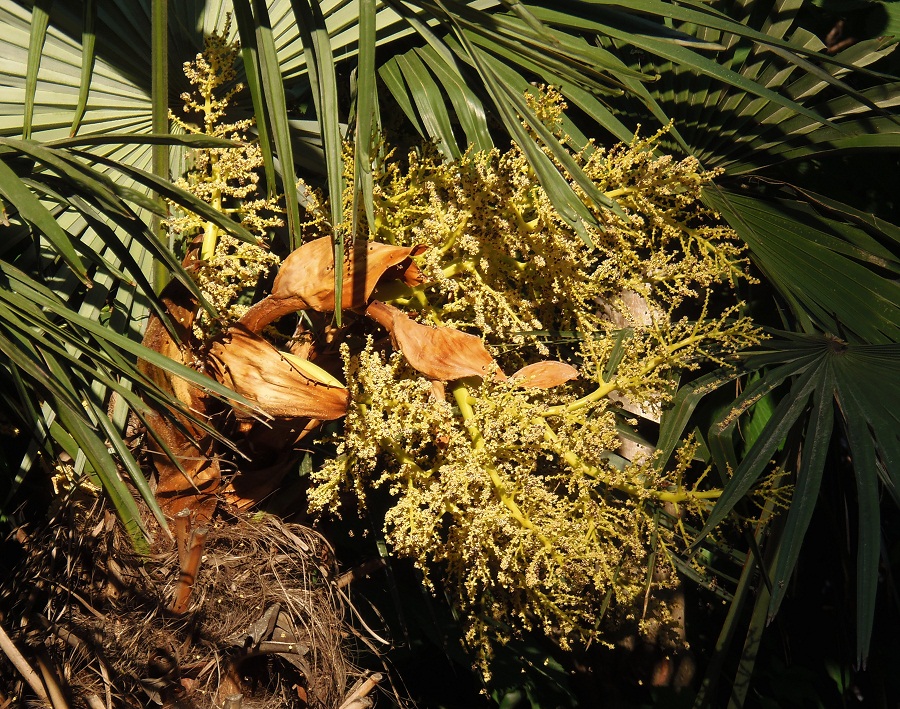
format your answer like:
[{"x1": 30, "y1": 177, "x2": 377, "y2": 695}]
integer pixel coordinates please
[
  {"x1": 138, "y1": 280, "x2": 219, "y2": 523},
  {"x1": 207, "y1": 326, "x2": 349, "y2": 421},
  {"x1": 145, "y1": 417, "x2": 220, "y2": 524},
  {"x1": 510, "y1": 361, "x2": 579, "y2": 388},
  {"x1": 366, "y1": 301, "x2": 504, "y2": 382},
  {"x1": 138, "y1": 280, "x2": 201, "y2": 410},
  {"x1": 240, "y1": 238, "x2": 427, "y2": 332}
]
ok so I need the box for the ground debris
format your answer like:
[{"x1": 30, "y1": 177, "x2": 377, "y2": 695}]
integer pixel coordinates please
[{"x1": 0, "y1": 501, "x2": 356, "y2": 708}]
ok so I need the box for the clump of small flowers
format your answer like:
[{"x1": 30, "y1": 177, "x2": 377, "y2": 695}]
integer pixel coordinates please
[
  {"x1": 312, "y1": 344, "x2": 694, "y2": 662},
  {"x1": 166, "y1": 18, "x2": 282, "y2": 334},
  {"x1": 307, "y1": 89, "x2": 766, "y2": 665}
]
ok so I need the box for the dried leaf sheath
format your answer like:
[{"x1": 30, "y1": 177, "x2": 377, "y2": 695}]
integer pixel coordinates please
[
  {"x1": 138, "y1": 279, "x2": 220, "y2": 522},
  {"x1": 207, "y1": 326, "x2": 349, "y2": 421},
  {"x1": 140, "y1": 289, "x2": 349, "y2": 520},
  {"x1": 240, "y1": 237, "x2": 426, "y2": 331}
]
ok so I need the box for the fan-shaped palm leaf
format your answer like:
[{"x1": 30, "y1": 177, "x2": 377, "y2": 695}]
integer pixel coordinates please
[
  {"x1": 0, "y1": 132, "x2": 262, "y2": 546},
  {"x1": 580, "y1": 0, "x2": 900, "y2": 672},
  {"x1": 656, "y1": 327, "x2": 900, "y2": 668}
]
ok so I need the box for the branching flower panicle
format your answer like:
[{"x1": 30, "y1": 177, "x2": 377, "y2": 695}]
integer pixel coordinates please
[
  {"x1": 311, "y1": 343, "x2": 681, "y2": 665},
  {"x1": 300, "y1": 88, "x2": 769, "y2": 665},
  {"x1": 166, "y1": 18, "x2": 282, "y2": 334}
]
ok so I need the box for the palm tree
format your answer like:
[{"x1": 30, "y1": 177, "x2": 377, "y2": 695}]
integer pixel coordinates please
[{"x1": 0, "y1": 0, "x2": 897, "y2": 704}]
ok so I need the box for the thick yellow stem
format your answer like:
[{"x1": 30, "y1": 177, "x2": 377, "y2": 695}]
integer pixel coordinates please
[
  {"x1": 537, "y1": 418, "x2": 721, "y2": 504},
  {"x1": 451, "y1": 382, "x2": 565, "y2": 564}
]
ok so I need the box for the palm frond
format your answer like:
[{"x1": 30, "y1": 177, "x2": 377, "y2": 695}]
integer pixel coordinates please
[
  {"x1": 664, "y1": 332, "x2": 900, "y2": 666},
  {"x1": 0, "y1": 135, "x2": 260, "y2": 547}
]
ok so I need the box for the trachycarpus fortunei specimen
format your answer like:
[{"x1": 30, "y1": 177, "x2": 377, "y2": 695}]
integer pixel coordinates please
[{"x1": 141, "y1": 27, "x2": 765, "y2": 667}]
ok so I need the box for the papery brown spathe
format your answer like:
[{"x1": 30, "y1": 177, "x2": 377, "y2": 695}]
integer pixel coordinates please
[
  {"x1": 366, "y1": 301, "x2": 504, "y2": 382},
  {"x1": 138, "y1": 279, "x2": 220, "y2": 523},
  {"x1": 239, "y1": 237, "x2": 427, "y2": 332},
  {"x1": 510, "y1": 361, "x2": 579, "y2": 388},
  {"x1": 207, "y1": 326, "x2": 349, "y2": 421}
]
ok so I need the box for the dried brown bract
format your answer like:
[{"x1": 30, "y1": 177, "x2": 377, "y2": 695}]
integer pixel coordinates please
[
  {"x1": 510, "y1": 361, "x2": 579, "y2": 388},
  {"x1": 240, "y1": 237, "x2": 426, "y2": 332},
  {"x1": 365, "y1": 300, "x2": 503, "y2": 382},
  {"x1": 207, "y1": 326, "x2": 350, "y2": 421},
  {"x1": 139, "y1": 278, "x2": 221, "y2": 523}
]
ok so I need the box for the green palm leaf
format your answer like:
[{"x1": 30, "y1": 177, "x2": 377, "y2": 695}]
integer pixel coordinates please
[
  {"x1": 668, "y1": 333, "x2": 900, "y2": 666},
  {"x1": 0, "y1": 135, "x2": 262, "y2": 545},
  {"x1": 705, "y1": 187, "x2": 900, "y2": 344}
]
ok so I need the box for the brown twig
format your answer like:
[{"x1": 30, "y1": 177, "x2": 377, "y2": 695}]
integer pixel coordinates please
[
  {"x1": 826, "y1": 37, "x2": 856, "y2": 54},
  {"x1": 824, "y1": 19, "x2": 857, "y2": 54},
  {"x1": 338, "y1": 672, "x2": 383, "y2": 709},
  {"x1": 0, "y1": 621, "x2": 49, "y2": 702},
  {"x1": 85, "y1": 694, "x2": 105, "y2": 709},
  {"x1": 335, "y1": 558, "x2": 387, "y2": 589},
  {"x1": 35, "y1": 651, "x2": 71, "y2": 709},
  {"x1": 173, "y1": 509, "x2": 192, "y2": 566},
  {"x1": 35, "y1": 615, "x2": 114, "y2": 707},
  {"x1": 99, "y1": 655, "x2": 113, "y2": 709},
  {"x1": 170, "y1": 527, "x2": 208, "y2": 614}
]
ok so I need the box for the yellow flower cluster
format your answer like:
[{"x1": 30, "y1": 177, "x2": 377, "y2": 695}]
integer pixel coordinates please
[
  {"x1": 307, "y1": 89, "x2": 765, "y2": 665},
  {"x1": 312, "y1": 341, "x2": 713, "y2": 664},
  {"x1": 165, "y1": 18, "x2": 282, "y2": 332}
]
